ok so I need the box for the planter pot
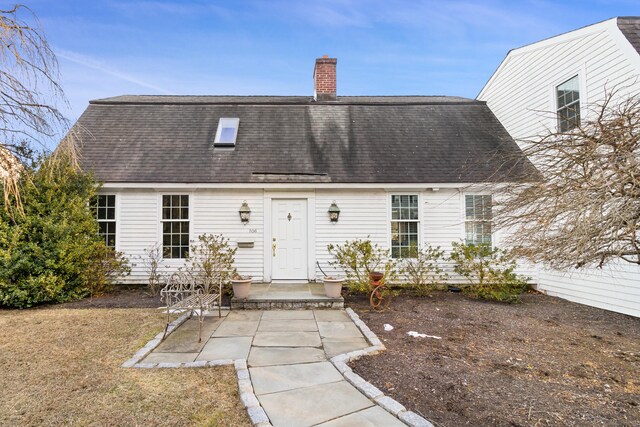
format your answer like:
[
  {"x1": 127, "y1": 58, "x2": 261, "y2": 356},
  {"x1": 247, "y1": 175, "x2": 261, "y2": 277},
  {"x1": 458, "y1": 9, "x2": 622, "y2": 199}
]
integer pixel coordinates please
[
  {"x1": 231, "y1": 278, "x2": 252, "y2": 299},
  {"x1": 369, "y1": 271, "x2": 384, "y2": 281},
  {"x1": 323, "y1": 277, "x2": 343, "y2": 298},
  {"x1": 368, "y1": 271, "x2": 384, "y2": 283}
]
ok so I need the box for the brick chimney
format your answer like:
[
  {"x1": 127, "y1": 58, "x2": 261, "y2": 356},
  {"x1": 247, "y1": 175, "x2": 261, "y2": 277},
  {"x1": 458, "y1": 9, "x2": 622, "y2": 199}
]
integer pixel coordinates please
[{"x1": 314, "y1": 56, "x2": 337, "y2": 101}]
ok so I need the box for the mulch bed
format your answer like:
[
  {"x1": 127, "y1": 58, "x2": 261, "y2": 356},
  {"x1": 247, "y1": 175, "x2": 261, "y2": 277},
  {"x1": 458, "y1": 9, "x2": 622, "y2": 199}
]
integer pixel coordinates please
[
  {"x1": 57, "y1": 284, "x2": 233, "y2": 309},
  {"x1": 58, "y1": 285, "x2": 162, "y2": 309},
  {"x1": 348, "y1": 291, "x2": 640, "y2": 427}
]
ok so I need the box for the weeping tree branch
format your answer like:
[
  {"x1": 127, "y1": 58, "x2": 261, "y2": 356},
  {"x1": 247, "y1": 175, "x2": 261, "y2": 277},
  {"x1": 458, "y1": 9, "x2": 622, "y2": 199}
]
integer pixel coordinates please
[
  {"x1": 494, "y1": 88, "x2": 640, "y2": 269},
  {"x1": 0, "y1": 4, "x2": 71, "y2": 211}
]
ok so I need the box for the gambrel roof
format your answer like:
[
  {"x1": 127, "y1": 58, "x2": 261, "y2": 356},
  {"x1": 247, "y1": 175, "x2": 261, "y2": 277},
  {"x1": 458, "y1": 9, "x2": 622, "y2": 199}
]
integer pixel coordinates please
[{"x1": 74, "y1": 95, "x2": 536, "y2": 184}]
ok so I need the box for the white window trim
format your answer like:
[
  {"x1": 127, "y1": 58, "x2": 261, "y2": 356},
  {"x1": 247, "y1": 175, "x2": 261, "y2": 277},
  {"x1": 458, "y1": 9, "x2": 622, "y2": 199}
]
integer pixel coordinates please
[
  {"x1": 388, "y1": 193, "x2": 421, "y2": 259},
  {"x1": 158, "y1": 193, "x2": 193, "y2": 261},
  {"x1": 550, "y1": 67, "x2": 587, "y2": 132},
  {"x1": 461, "y1": 192, "x2": 494, "y2": 247},
  {"x1": 96, "y1": 193, "x2": 118, "y2": 249},
  {"x1": 214, "y1": 117, "x2": 240, "y2": 146}
]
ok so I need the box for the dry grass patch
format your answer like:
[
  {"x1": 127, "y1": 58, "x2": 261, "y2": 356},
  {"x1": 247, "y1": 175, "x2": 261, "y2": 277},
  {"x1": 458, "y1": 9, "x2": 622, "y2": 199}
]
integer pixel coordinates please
[{"x1": 0, "y1": 307, "x2": 250, "y2": 426}]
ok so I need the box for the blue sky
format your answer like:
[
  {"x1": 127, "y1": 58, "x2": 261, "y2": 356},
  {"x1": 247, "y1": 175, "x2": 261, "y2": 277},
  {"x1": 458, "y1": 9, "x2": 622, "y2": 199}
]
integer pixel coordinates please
[{"x1": 26, "y1": 0, "x2": 640, "y2": 122}]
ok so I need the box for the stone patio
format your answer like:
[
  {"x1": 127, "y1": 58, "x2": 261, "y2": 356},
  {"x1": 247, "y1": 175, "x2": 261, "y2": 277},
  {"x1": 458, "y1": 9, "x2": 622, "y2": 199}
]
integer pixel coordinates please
[{"x1": 143, "y1": 309, "x2": 406, "y2": 426}]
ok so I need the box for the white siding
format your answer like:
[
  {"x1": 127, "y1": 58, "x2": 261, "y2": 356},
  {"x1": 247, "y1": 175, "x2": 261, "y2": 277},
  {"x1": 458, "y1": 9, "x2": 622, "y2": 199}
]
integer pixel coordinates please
[
  {"x1": 116, "y1": 190, "x2": 160, "y2": 284},
  {"x1": 479, "y1": 19, "x2": 640, "y2": 141},
  {"x1": 423, "y1": 189, "x2": 461, "y2": 251},
  {"x1": 537, "y1": 263, "x2": 640, "y2": 318},
  {"x1": 112, "y1": 187, "x2": 536, "y2": 290},
  {"x1": 112, "y1": 189, "x2": 264, "y2": 284},
  {"x1": 314, "y1": 190, "x2": 389, "y2": 279},
  {"x1": 479, "y1": 18, "x2": 640, "y2": 317},
  {"x1": 193, "y1": 190, "x2": 264, "y2": 281}
]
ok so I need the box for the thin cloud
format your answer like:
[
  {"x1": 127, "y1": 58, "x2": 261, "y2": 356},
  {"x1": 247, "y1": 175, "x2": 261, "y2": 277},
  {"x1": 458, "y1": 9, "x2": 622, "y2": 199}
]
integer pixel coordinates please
[
  {"x1": 108, "y1": 1, "x2": 232, "y2": 19},
  {"x1": 55, "y1": 48, "x2": 172, "y2": 94}
]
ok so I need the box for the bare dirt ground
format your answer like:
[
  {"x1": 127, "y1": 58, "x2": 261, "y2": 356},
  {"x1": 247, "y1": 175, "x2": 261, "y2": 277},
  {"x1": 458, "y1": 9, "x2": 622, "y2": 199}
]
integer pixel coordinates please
[{"x1": 348, "y1": 291, "x2": 640, "y2": 427}]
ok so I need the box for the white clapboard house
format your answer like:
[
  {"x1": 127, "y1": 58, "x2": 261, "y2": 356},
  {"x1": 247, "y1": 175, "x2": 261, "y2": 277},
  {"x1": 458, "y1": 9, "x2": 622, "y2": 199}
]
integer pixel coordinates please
[
  {"x1": 75, "y1": 57, "x2": 535, "y2": 286},
  {"x1": 478, "y1": 17, "x2": 640, "y2": 317}
]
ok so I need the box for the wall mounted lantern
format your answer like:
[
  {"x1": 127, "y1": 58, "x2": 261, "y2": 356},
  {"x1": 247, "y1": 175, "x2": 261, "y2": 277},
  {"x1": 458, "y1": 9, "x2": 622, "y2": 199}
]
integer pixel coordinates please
[
  {"x1": 239, "y1": 201, "x2": 251, "y2": 224},
  {"x1": 328, "y1": 201, "x2": 340, "y2": 222}
]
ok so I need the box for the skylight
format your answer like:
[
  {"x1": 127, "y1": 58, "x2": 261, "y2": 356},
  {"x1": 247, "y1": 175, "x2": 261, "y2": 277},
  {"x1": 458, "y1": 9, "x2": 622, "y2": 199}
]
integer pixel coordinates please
[{"x1": 214, "y1": 118, "x2": 239, "y2": 147}]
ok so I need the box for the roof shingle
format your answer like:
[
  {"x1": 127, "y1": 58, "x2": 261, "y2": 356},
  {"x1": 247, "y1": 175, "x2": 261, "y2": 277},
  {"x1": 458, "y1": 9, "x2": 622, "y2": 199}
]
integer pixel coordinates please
[
  {"x1": 618, "y1": 17, "x2": 640, "y2": 54},
  {"x1": 75, "y1": 96, "x2": 536, "y2": 184}
]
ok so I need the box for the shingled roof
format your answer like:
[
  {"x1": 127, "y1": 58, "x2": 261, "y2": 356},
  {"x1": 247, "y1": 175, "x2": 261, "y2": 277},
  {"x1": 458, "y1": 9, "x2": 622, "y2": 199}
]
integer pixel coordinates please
[
  {"x1": 75, "y1": 95, "x2": 536, "y2": 184},
  {"x1": 618, "y1": 17, "x2": 640, "y2": 54}
]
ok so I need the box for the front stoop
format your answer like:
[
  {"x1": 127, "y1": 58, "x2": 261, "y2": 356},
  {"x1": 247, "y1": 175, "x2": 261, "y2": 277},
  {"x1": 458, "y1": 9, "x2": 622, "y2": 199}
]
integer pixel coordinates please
[
  {"x1": 231, "y1": 282, "x2": 344, "y2": 310},
  {"x1": 231, "y1": 298, "x2": 344, "y2": 310}
]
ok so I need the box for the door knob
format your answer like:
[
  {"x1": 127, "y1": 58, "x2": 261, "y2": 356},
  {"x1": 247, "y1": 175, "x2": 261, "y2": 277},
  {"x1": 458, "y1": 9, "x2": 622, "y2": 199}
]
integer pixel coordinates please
[{"x1": 272, "y1": 242, "x2": 277, "y2": 256}]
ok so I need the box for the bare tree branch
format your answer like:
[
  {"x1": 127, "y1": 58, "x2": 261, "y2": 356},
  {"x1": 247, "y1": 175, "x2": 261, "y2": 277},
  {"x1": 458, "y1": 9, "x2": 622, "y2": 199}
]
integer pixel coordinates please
[
  {"x1": 0, "y1": 5, "x2": 70, "y2": 210},
  {"x1": 494, "y1": 89, "x2": 640, "y2": 268}
]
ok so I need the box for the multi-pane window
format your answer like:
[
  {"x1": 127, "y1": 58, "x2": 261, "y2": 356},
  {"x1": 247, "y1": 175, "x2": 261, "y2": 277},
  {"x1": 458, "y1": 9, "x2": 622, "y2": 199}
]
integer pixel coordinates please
[
  {"x1": 94, "y1": 195, "x2": 116, "y2": 248},
  {"x1": 465, "y1": 195, "x2": 492, "y2": 246},
  {"x1": 556, "y1": 75, "x2": 580, "y2": 132},
  {"x1": 162, "y1": 195, "x2": 189, "y2": 259},
  {"x1": 390, "y1": 195, "x2": 419, "y2": 258}
]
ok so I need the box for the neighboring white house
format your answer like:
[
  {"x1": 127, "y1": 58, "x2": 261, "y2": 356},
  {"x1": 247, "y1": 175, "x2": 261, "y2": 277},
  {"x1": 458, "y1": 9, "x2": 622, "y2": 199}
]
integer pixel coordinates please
[
  {"x1": 478, "y1": 17, "x2": 640, "y2": 317},
  {"x1": 74, "y1": 57, "x2": 535, "y2": 286}
]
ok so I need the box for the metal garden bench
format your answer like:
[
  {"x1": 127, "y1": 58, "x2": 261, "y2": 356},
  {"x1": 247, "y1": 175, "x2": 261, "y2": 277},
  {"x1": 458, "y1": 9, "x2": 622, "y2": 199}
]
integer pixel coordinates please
[{"x1": 160, "y1": 271, "x2": 222, "y2": 342}]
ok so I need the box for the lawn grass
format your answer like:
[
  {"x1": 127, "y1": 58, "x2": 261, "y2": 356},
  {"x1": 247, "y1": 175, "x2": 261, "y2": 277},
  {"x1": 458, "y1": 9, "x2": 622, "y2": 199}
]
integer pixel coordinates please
[{"x1": 0, "y1": 307, "x2": 250, "y2": 426}]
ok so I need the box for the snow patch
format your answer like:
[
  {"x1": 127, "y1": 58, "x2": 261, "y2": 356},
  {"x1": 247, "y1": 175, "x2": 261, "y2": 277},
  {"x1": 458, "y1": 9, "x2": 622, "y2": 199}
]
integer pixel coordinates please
[{"x1": 407, "y1": 331, "x2": 442, "y2": 339}]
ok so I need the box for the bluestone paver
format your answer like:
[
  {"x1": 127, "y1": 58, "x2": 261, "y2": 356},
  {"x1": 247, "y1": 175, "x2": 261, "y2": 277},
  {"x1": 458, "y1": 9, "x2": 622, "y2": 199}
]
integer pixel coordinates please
[
  {"x1": 212, "y1": 320, "x2": 260, "y2": 337},
  {"x1": 318, "y1": 321, "x2": 365, "y2": 339},
  {"x1": 154, "y1": 319, "x2": 222, "y2": 353},
  {"x1": 261, "y1": 310, "x2": 315, "y2": 320},
  {"x1": 314, "y1": 310, "x2": 351, "y2": 322},
  {"x1": 196, "y1": 336, "x2": 253, "y2": 361},
  {"x1": 258, "y1": 319, "x2": 318, "y2": 332},
  {"x1": 253, "y1": 331, "x2": 322, "y2": 347},
  {"x1": 248, "y1": 347, "x2": 326, "y2": 367},
  {"x1": 315, "y1": 406, "x2": 406, "y2": 427},
  {"x1": 322, "y1": 337, "x2": 370, "y2": 358},
  {"x1": 250, "y1": 361, "x2": 343, "y2": 395},
  {"x1": 141, "y1": 308, "x2": 412, "y2": 427},
  {"x1": 258, "y1": 381, "x2": 374, "y2": 427},
  {"x1": 226, "y1": 311, "x2": 263, "y2": 321}
]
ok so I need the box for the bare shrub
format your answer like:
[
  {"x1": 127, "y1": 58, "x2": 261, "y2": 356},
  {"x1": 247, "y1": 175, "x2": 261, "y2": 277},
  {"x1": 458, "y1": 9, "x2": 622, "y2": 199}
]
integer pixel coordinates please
[
  {"x1": 188, "y1": 234, "x2": 237, "y2": 295},
  {"x1": 449, "y1": 242, "x2": 529, "y2": 303},
  {"x1": 327, "y1": 238, "x2": 396, "y2": 293},
  {"x1": 143, "y1": 243, "x2": 165, "y2": 295},
  {"x1": 400, "y1": 245, "x2": 448, "y2": 295}
]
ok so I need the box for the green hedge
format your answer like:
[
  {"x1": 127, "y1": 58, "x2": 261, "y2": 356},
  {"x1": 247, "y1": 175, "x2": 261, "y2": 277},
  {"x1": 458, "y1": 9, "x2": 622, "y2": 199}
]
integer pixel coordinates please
[{"x1": 0, "y1": 153, "x2": 129, "y2": 308}]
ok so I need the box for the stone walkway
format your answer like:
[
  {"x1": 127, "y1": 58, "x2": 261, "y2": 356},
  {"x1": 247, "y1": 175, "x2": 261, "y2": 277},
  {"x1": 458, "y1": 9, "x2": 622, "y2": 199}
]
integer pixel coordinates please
[{"x1": 143, "y1": 310, "x2": 407, "y2": 426}]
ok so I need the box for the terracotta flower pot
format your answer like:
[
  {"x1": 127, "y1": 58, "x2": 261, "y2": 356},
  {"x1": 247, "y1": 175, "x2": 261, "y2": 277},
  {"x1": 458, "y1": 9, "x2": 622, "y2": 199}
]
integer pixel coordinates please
[
  {"x1": 323, "y1": 277, "x2": 343, "y2": 298},
  {"x1": 369, "y1": 271, "x2": 384, "y2": 282},
  {"x1": 231, "y1": 277, "x2": 252, "y2": 299}
]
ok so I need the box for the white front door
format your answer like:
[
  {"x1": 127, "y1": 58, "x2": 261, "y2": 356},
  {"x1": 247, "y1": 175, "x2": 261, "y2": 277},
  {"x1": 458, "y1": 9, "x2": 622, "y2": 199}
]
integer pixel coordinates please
[{"x1": 271, "y1": 199, "x2": 308, "y2": 280}]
